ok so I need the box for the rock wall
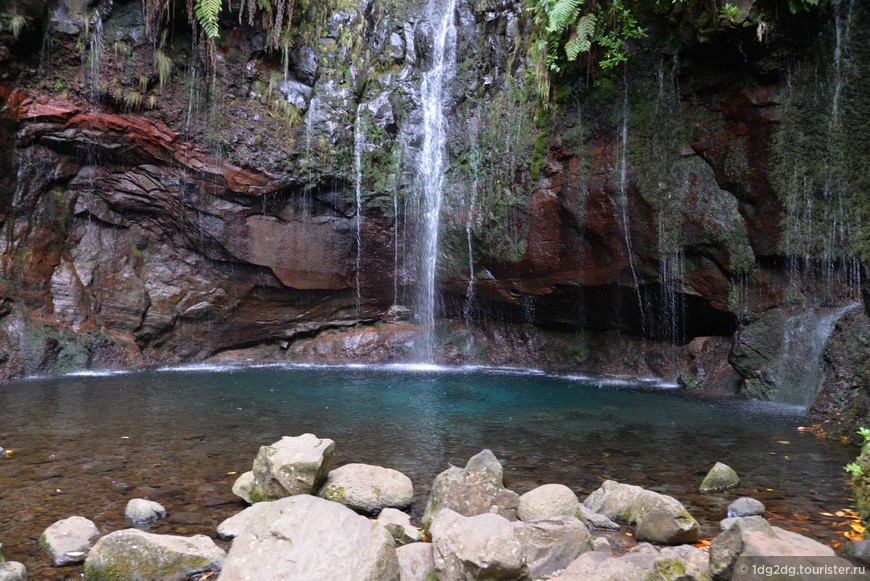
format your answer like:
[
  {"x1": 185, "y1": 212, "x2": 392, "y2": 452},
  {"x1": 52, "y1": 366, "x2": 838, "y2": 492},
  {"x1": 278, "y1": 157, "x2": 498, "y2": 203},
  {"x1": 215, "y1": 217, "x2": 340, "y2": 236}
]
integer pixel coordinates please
[{"x1": 0, "y1": 0, "x2": 868, "y2": 421}]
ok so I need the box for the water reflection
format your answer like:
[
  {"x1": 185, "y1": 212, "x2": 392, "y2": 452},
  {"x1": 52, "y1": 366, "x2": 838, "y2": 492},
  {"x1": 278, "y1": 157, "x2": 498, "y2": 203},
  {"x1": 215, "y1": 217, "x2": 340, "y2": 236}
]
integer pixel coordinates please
[{"x1": 0, "y1": 365, "x2": 857, "y2": 580}]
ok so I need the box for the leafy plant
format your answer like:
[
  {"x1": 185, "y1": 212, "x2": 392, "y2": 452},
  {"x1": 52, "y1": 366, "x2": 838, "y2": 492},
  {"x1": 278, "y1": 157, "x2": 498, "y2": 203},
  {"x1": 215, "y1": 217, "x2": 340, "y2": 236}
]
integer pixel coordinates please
[
  {"x1": 718, "y1": 2, "x2": 740, "y2": 24},
  {"x1": 847, "y1": 462, "x2": 865, "y2": 479},
  {"x1": 194, "y1": 0, "x2": 222, "y2": 39}
]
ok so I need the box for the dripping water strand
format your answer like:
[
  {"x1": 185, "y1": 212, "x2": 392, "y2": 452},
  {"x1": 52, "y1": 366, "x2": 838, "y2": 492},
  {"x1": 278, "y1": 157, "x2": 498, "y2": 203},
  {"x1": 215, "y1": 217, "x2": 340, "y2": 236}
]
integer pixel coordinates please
[
  {"x1": 416, "y1": 0, "x2": 457, "y2": 360},
  {"x1": 617, "y1": 71, "x2": 646, "y2": 336},
  {"x1": 353, "y1": 103, "x2": 365, "y2": 314}
]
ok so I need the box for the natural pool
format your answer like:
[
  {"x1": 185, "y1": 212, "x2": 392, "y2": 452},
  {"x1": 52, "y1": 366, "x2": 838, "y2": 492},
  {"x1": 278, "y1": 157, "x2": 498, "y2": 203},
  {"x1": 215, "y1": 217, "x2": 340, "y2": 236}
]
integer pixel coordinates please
[{"x1": 0, "y1": 364, "x2": 858, "y2": 579}]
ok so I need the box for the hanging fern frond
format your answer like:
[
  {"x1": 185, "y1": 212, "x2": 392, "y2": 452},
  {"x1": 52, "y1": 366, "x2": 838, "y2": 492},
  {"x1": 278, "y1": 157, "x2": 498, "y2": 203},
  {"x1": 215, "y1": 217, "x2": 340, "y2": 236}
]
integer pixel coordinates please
[
  {"x1": 564, "y1": 13, "x2": 595, "y2": 61},
  {"x1": 194, "y1": 0, "x2": 221, "y2": 39},
  {"x1": 546, "y1": 0, "x2": 583, "y2": 34}
]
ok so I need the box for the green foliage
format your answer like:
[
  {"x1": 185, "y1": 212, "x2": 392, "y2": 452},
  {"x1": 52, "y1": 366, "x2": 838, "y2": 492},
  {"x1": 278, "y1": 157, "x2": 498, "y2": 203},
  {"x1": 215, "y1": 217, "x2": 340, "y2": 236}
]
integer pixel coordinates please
[
  {"x1": 788, "y1": 0, "x2": 821, "y2": 14},
  {"x1": 718, "y1": 2, "x2": 740, "y2": 24},
  {"x1": 194, "y1": 0, "x2": 222, "y2": 39}
]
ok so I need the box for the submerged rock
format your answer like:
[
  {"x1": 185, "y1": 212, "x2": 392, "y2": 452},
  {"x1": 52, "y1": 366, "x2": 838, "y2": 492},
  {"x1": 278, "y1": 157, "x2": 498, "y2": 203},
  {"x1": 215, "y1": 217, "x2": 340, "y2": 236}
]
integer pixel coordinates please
[
  {"x1": 124, "y1": 498, "x2": 167, "y2": 526},
  {"x1": 40, "y1": 516, "x2": 100, "y2": 566},
  {"x1": 219, "y1": 495, "x2": 399, "y2": 581},
  {"x1": 727, "y1": 497, "x2": 765, "y2": 517},
  {"x1": 318, "y1": 463, "x2": 414, "y2": 514},
  {"x1": 83, "y1": 529, "x2": 225, "y2": 581},
  {"x1": 583, "y1": 480, "x2": 700, "y2": 544},
  {"x1": 0, "y1": 562, "x2": 27, "y2": 581},
  {"x1": 700, "y1": 462, "x2": 740, "y2": 493},
  {"x1": 233, "y1": 433, "x2": 335, "y2": 503},
  {"x1": 422, "y1": 449, "x2": 520, "y2": 527}
]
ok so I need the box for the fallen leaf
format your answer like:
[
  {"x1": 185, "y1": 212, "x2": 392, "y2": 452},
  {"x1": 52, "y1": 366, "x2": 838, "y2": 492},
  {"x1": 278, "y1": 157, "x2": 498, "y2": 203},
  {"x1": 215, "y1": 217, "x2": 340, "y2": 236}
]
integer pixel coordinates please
[
  {"x1": 820, "y1": 512, "x2": 835, "y2": 517},
  {"x1": 777, "y1": 440, "x2": 790, "y2": 445},
  {"x1": 226, "y1": 471, "x2": 237, "y2": 476}
]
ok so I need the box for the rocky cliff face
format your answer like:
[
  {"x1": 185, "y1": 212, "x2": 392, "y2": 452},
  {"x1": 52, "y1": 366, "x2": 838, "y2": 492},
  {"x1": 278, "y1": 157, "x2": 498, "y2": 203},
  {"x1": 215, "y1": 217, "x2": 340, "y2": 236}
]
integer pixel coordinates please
[{"x1": 0, "y1": 0, "x2": 868, "y2": 419}]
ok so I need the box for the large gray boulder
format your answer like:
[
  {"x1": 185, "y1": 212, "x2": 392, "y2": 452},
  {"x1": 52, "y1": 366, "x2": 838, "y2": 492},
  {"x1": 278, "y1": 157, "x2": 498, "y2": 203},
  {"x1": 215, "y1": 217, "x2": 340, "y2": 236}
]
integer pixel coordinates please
[
  {"x1": 83, "y1": 529, "x2": 225, "y2": 581},
  {"x1": 318, "y1": 463, "x2": 414, "y2": 514},
  {"x1": 513, "y1": 516, "x2": 593, "y2": 580},
  {"x1": 583, "y1": 480, "x2": 700, "y2": 544},
  {"x1": 216, "y1": 502, "x2": 273, "y2": 540},
  {"x1": 429, "y1": 509, "x2": 525, "y2": 581},
  {"x1": 700, "y1": 462, "x2": 740, "y2": 493},
  {"x1": 0, "y1": 562, "x2": 27, "y2": 581},
  {"x1": 557, "y1": 542, "x2": 711, "y2": 581},
  {"x1": 710, "y1": 515, "x2": 851, "y2": 579},
  {"x1": 517, "y1": 483, "x2": 580, "y2": 521},
  {"x1": 219, "y1": 495, "x2": 399, "y2": 581},
  {"x1": 396, "y1": 543, "x2": 435, "y2": 581},
  {"x1": 40, "y1": 516, "x2": 100, "y2": 566},
  {"x1": 124, "y1": 498, "x2": 167, "y2": 526},
  {"x1": 232, "y1": 433, "x2": 335, "y2": 503},
  {"x1": 517, "y1": 484, "x2": 619, "y2": 530},
  {"x1": 422, "y1": 449, "x2": 520, "y2": 527}
]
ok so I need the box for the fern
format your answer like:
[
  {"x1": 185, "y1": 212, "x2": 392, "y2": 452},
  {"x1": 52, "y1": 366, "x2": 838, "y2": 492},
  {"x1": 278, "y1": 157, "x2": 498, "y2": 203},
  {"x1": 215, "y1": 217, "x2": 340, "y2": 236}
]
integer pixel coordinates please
[
  {"x1": 154, "y1": 48, "x2": 173, "y2": 89},
  {"x1": 194, "y1": 0, "x2": 221, "y2": 39},
  {"x1": 546, "y1": 0, "x2": 583, "y2": 34},
  {"x1": 564, "y1": 13, "x2": 595, "y2": 61}
]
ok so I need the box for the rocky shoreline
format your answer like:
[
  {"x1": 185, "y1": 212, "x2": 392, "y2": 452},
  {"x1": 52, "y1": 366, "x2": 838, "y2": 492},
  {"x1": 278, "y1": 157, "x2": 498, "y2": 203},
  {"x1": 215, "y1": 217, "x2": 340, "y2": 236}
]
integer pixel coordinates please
[{"x1": 3, "y1": 433, "x2": 868, "y2": 581}]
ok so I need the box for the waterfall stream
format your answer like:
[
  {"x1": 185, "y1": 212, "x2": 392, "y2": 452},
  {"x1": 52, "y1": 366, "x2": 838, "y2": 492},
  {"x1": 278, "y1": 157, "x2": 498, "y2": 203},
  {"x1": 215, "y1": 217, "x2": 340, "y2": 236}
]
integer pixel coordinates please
[
  {"x1": 416, "y1": 0, "x2": 457, "y2": 359},
  {"x1": 775, "y1": 303, "x2": 860, "y2": 407},
  {"x1": 353, "y1": 104, "x2": 365, "y2": 312}
]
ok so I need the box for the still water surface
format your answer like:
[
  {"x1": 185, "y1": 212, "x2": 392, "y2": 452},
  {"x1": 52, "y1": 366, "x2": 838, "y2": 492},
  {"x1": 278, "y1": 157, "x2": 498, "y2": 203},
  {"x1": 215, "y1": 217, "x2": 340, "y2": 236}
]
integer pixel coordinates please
[{"x1": 0, "y1": 364, "x2": 857, "y2": 579}]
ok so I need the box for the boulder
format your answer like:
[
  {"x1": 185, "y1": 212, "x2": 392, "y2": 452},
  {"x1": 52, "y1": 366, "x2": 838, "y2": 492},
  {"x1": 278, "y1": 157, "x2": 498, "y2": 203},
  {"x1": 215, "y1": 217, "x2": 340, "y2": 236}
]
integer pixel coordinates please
[
  {"x1": 583, "y1": 480, "x2": 700, "y2": 544},
  {"x1": 83, "y1": 529, "x2": 225, "y2": 581},
  {"x1": 124, "y1": 498, "x2": 167, "y2": 526},
  {"x1": 429, "y1": 509, "x2": 525, "y2": 581},
  {"x1": 422, "y1": 449, "x2": 520, "y2": 527},
  {"x1": 700, "y1": 462, "x2": 740, "y2": 493},
  {"x1": 40, "y1": 516, "x2": 100, "y2": 566},
  {"x1": 219, "y1": 495, "x2": 399, "y2": 581},
  {"x1": 396, "y1": 543, "x2": 435, "y2": 581},
  {"x1": 233, "y1": 433, "x2": 335, "y2": 503},
  {"x1": 318, "y1": 463, "x2": 414, "y2": 514},
  {"x1": 513, "y1": 516, "x2": 593, "y2": 579},
  {"x1": 577, "y1": 504, "x2": 621, "y2": 530},
  {"x1": 377, "y1": 508, "x2": 422, "y2": 545},
  {"x1": 216, "y1": 502, "x2": 273, "y2": 540},
  {"x1": 710, "y1": 515, "x2": 773, "y2": 577},
  {"x1": 845, "y1": 539, "x2": 870, "y2": 566},
  {"x1": 727, "y1": 497, "x2": 765, "y2": 517},
  {"x1": 517, "y1": 483, "x2": 581, "y2": 521},
  {"x1": 0, "y1": 562, "x2": 27, "y2": 581},
  {"x1": 731, "y1": 528, "x2": 858, "y2": 580},
  {"x1": 710, "y1": 515, "x2": 845, "y2": 578},
  {"x1": 558, "y1": 541, "x2": 711, "y2": 581},
  {"x1": 558, "y1": 548, "x2": 650, "y2": 581}
]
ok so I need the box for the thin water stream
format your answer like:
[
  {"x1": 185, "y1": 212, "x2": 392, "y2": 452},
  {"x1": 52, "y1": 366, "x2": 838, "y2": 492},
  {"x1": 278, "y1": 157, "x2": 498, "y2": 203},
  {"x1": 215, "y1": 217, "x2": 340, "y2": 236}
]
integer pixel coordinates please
[{"x1": 0, "y1": 365, "x2": 857, "y2": 580}]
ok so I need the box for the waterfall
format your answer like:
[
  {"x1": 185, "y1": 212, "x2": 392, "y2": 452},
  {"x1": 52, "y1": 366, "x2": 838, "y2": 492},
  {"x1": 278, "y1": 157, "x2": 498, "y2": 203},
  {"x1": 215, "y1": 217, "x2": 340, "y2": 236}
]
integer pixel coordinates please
[
  {"x1": 87, "y1": 15, "x2": 104, "y2": 105},
  {"x1": 353, "y1": 104, "x2": 365, "y2": 313},
  {"x1": 775, "y1": 303, "x2": 859, "y2": 408},
  {"x1": 463, "y1": 114, "x2": 482, "y2": 324},
  {"x1": 615, "y1": 75, "x2": 646, "y2": 336},
  {"x1": 416, "y1": 0, "x2": 457, "y2": 359}
]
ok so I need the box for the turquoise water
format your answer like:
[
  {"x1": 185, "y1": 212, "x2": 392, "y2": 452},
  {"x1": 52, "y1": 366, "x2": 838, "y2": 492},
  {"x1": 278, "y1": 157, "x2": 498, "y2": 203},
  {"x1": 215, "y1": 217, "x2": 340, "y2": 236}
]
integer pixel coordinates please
[{"x1": 0, "y1": 365, "x2": 857, "y2": 579}]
